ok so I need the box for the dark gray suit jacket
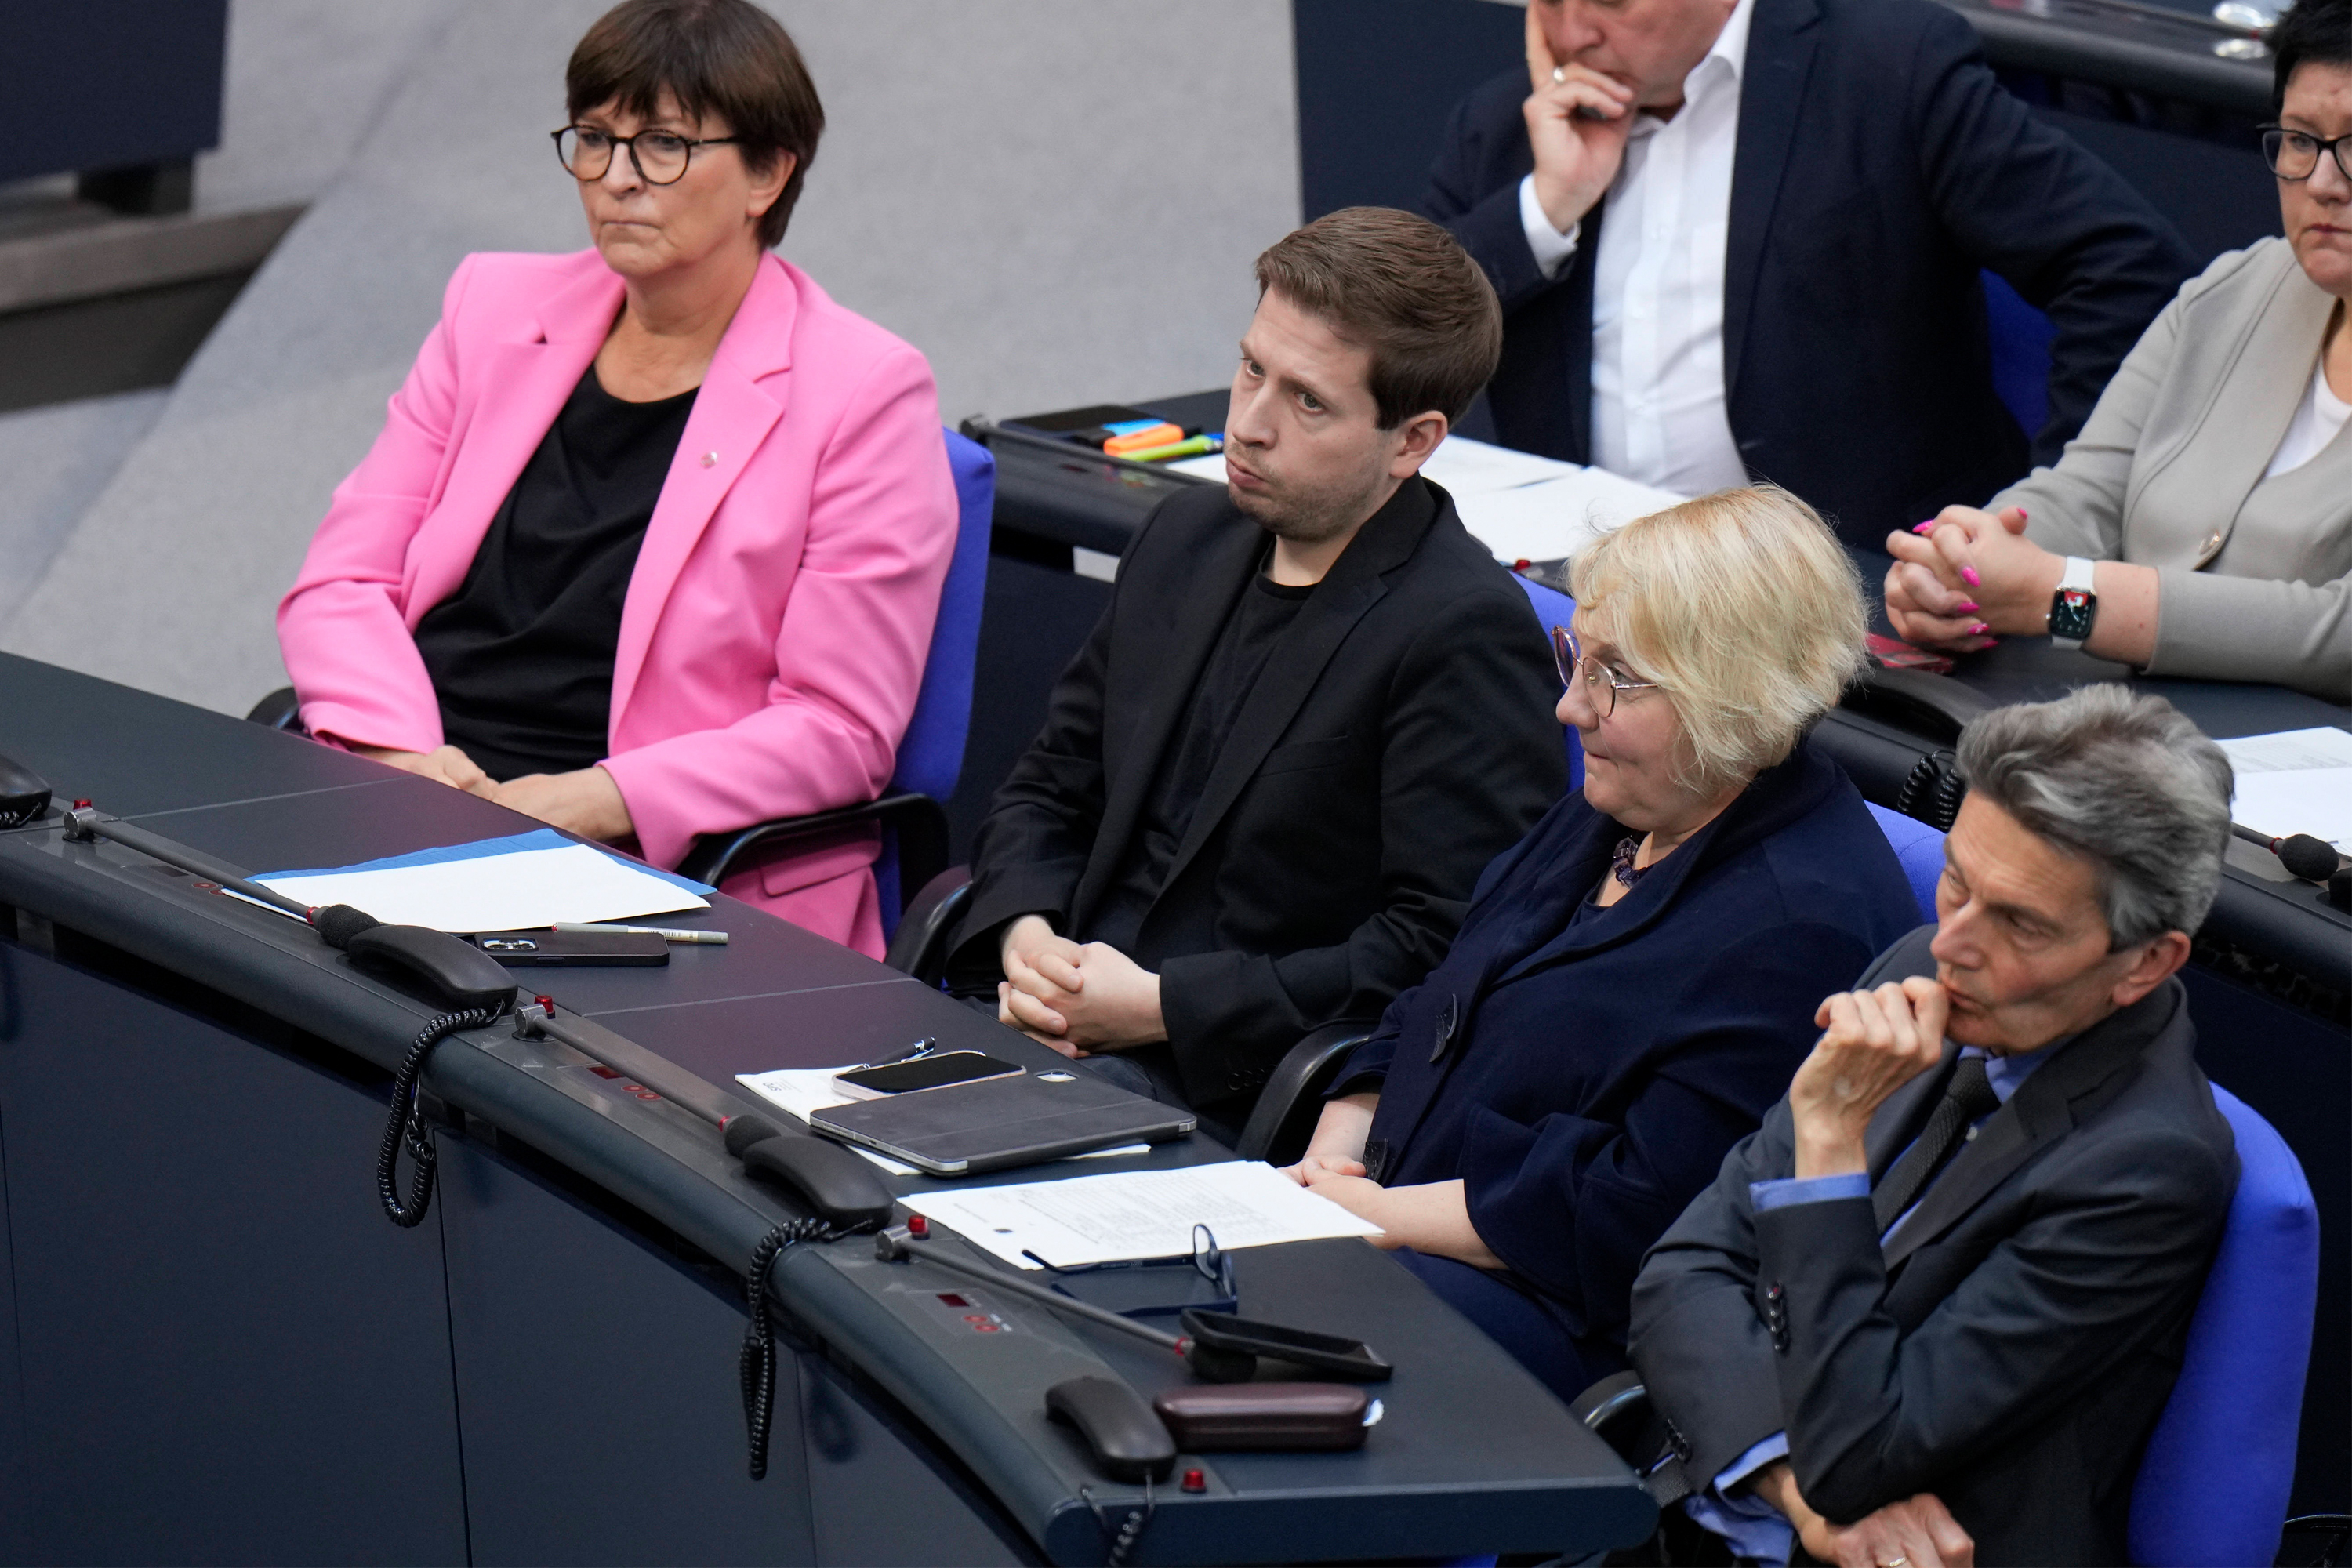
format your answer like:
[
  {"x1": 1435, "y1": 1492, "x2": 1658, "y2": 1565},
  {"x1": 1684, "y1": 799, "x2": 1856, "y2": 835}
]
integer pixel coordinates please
[{"x1": 1629, "y1": 925, "x2": 2238, "y2": 1564}]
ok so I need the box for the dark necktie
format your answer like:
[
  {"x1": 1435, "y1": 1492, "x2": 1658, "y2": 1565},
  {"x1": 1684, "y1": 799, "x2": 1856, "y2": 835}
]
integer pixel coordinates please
[{"x1": 1871, "y1": 1055, "x2": 2002, "y2": 1231}]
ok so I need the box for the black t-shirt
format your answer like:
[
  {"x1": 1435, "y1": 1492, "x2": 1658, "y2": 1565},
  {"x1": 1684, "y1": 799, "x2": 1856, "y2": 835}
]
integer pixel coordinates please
[
  {"x1": 412, "y1": 366, "x2": 697, "y2": 782},
  {"x1": 1088, "y1": 546, "x2": 1316, "y2": 958}
]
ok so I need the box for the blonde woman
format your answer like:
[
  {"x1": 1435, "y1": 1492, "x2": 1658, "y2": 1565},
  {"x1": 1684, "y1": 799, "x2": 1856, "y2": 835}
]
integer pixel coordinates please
[{"x1": 1287, "y1": 487, "x2": 1918, "y2": 1401}]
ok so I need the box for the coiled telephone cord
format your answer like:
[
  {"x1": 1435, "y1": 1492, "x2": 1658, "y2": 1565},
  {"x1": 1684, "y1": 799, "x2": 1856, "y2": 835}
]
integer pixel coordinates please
[
  {"x1": 740, "y1": 1218, "x2": 839, "y2": 1479},
  {"x1": 376, "y1": 1005, "x2": 505, "y2": 1227}
]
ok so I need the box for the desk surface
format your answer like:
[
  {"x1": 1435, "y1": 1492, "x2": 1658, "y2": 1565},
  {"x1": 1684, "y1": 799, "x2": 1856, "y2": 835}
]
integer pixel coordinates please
[{"x1": 0, "y1": 651, "x2": 1653, "y2": 1564}]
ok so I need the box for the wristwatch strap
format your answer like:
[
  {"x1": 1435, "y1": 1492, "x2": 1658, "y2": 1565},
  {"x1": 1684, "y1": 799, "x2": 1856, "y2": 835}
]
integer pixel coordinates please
[{"x1": 2049, "y1": 556, "x2": 2098, "y2": 650}]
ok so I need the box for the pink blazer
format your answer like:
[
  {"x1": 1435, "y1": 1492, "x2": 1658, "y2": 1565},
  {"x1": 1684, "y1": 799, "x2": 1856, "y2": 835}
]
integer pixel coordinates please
[{"x1": 278, "y1": 249, "x2": 956, "y2": 958}]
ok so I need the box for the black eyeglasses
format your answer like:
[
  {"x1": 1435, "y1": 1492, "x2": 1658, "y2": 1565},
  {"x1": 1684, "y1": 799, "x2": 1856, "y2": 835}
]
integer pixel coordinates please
[
  {"x1": 2259, "y1": 125, "x2": 2352, "y2": 182},
  {"x1": 554, "y1": 125, "x2": 739, "y2": 186}
]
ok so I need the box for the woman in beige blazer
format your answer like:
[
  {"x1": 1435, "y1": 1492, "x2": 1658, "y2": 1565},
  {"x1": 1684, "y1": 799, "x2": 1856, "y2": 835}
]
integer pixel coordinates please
[{"x1": 1886, "y1": 1, "x2": 2352, "y2": 702}]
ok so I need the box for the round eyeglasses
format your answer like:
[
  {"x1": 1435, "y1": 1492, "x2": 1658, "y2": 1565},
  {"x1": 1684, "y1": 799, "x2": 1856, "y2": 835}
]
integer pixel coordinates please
[
  {"x1": 1552, "y1": 625, "x2": 1659, "y2": 718},
  {"x1": 2259, "y1": 125, "x2": 2352, "y2": 183},
  {"x1": 554, "y1": 125, "x2": 740, "y2": 186}
]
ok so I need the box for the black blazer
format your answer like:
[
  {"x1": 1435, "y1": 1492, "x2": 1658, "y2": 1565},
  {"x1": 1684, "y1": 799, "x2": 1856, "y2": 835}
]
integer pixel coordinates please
[
  {"x1": 1422, "y1": 0, "x2": 2196, "y2": 545},
  {"x1": 950, "y1": 478, "x2": 1566, "y2": 1109},
  {"x1": 1338, "y1": 738, "x2": 1917, "y2": 1369},
  {"x1": 1630, "y1": 927, "x2": 2238, "y2": 1565}
]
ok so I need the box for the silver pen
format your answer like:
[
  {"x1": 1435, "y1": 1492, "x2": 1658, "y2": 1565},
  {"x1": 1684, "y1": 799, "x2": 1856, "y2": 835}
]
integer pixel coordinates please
[{"x1": 551, "y1": 922, "x2": 730, "y2": 945}]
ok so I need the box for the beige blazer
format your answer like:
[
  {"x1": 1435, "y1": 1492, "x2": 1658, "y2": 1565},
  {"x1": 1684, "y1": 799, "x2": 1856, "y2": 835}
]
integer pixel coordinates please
[{"x1": 1993, "y1": 238, "x2": 2351, "y2": 702}]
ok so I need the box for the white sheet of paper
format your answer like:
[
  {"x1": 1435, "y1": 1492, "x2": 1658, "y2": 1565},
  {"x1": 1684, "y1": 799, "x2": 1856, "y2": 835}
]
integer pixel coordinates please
[
  {"x1": 1167, "y1": 434, "x2": 1577, "y2": 497},
  {"x1": 1454, "y1": 470, "x2": 1686, "y2": 564},
  {"x1": 734, "y1": 1068, "x2": 1149, "y2": 1178},
  {"x1": 1419, "y1": 436, "x2": 1580, "y2": 496},
  {"x1": 254, "y1": 842, "x2": 705, "y2": 933},
  {"x1": 2217, "y1": 728, "x2": 2352, "y2": 774},
  {"x1": 1164, "y1": 445, "x2": 1682, "y2": 568},
  {"x1": 2230, "y1": 766, "x2": 2352, "y2": 851},
  {"x1": 902, "y1": 1160, "x2": 1384, "y2": 1271}
]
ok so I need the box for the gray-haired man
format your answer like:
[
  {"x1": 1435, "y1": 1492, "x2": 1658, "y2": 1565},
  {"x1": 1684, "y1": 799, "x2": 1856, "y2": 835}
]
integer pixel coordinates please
[{"x1": 1629, "y1": 685, "x2": 2241, "y2": 1567}]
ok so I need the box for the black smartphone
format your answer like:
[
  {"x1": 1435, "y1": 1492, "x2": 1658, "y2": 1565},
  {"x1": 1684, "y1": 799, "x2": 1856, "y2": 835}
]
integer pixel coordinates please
[
  {"x1": 833, "y1": 1051, "x2": 1024, "y2": 1098},
  {"x1": 1179, "y1": 1309, "x2": 1394, "y2": 1381},
  {"x1": 471, "y1": 930, "x2": 670, "y2": 967}
]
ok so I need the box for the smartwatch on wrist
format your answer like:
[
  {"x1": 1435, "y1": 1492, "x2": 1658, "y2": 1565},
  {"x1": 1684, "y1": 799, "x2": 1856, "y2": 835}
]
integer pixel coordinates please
[{"x1": 2048, "y1": 556, "x2": 2098, "y2": 650}]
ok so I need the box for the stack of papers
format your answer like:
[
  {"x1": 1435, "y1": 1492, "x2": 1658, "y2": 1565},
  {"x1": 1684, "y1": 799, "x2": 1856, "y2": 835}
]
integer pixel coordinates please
[
  {"x1": 736, "y1": 1067, "x2": 1150, "y2": 1176},
  {"x1": 902, "y1": 1160, "x2": 1385, "y2": 1270},
  {"x1": 2217, "y1": 728, "x2": 2352, "y2": 852},
  {"x1": 252, "y1": 827, "x2": 710, "y2": 932},
  {"x1": 1168, "y1": 434, "x2": 1683, "y2": 565}
]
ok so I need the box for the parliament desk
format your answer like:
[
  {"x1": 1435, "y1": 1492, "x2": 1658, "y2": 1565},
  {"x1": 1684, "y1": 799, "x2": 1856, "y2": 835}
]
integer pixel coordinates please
[{"x1": 0, "y1": 651, "x2": 1655, "y2": 1566}]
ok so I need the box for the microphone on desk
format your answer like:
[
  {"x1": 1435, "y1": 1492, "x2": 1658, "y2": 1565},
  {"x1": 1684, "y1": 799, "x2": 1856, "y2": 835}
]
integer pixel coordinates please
[{"x1": 2230, "y1": 824, "x2": 2342, "y2": 884}]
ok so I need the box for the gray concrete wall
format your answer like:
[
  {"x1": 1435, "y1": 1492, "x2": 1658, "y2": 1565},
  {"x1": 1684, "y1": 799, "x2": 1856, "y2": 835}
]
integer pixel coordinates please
[{"x1": 3, "y1": 1, "x2": 1299, "y2": 715}]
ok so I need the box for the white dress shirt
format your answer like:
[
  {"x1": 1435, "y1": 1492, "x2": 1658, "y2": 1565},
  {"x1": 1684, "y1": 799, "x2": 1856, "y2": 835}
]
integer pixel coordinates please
[
  {"x1": 2262, "y1": 354, "x2": 2350, "y2": 480},
  {"x1": 1519, "y1": 0, "x2": 1756, "y2": 496}
]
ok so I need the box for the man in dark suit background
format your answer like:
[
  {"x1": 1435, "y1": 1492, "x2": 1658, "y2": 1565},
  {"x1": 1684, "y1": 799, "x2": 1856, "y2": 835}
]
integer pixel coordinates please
[
  {"x1": 946, "y1": 208, "x2": 1566, "y2": 1133},
  {"x1": 1628, "y1": 685, "x2": 2239, "y2": 1566},
  {"x1": 1424, "y1": 0, "x2": 2196, "y2": 545}
]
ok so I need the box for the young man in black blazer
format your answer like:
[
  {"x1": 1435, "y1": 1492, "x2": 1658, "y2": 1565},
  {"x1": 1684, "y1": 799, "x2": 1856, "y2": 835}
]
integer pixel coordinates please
[
  {"x1": 1628, "y1": 687, "x2": 2241, "y2": 1566},
  {"x1": 1424, "y1": 0, "x2": 2196, "y2": 545},
  {"x1": 947, "y1": 208, "x2": 1567, "y2": 1131}
]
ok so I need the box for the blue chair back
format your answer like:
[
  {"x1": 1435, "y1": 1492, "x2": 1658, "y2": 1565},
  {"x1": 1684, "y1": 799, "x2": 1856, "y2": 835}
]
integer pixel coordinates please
[
  {"x1": 2129, "y1": 1087, "x2": 2318, "y2": 1566},
  {"x1": 1514, "y1": 574, "x2": 1584, "y2": 793},
  {"x1": 1982, "y1": 271, "x2": 2056, "y2": 442},
  {"x1": 1865, "y1": 801, "x2": 1944, "y2": 923},
  {"x1": 873, "y1": 430, "x2": 993, "y2": 931}
]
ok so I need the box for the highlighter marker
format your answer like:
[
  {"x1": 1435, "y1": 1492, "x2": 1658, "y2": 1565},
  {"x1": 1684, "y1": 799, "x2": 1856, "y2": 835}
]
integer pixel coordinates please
[
  {"x1": 1102, "y1": 423, "x2": 1186, "y2": 456},
  {"x1": 1120, "y1": 434, "x2": 1224, "y2": 463}
]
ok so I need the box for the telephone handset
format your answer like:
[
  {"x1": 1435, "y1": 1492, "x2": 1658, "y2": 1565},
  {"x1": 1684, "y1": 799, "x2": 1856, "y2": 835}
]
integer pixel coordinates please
[
  {"x1": 343, "y1": 920, "x2": 521, "y2": 1011},
  {"x1": 724, "y1": 1110, "x2": 896, "y2": 1230}
]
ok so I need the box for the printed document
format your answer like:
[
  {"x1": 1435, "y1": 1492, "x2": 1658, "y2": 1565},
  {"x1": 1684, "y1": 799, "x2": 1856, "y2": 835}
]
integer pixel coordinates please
[
  {"x1": 2217, "y1": 728, "x2": 2352, "y2": 851},
  {"x1": 252, "y1": 827, "x2": 707, "y2": 932},
  {"x1": 1170, "y1": 434, "x2": 1682, "y2": 564},
  {"x1": 902, "y1": 1160, "x2": 1385, "y2": 1270}
]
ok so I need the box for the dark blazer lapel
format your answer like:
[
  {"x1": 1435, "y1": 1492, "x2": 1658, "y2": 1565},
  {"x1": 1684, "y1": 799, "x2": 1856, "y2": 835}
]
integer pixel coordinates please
[
  {"x1": 1147, "y1": 481, "x2": 1443, "y2": 901},
  {"x1": 1068, "y1": 517, "x2": 1260, "y2": 925},
  {"x1": 1880, "y1": 984, "x2": 2180, "y2": 1269},
  {"x1": 1722, "y1": 0, "x2": 1821, "y2": 405},
  {"x1": 1490, "y1": 739, "x2": 1840, "y2": 985},
  {"x1": 1867, "y1": 1046, "x2": 1956, "y2": 1181}
]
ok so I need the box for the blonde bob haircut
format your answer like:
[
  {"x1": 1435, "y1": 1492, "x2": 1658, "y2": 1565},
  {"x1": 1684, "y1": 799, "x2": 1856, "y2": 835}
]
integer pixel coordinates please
[{"x1": 1569, "y1": 485, "x2": 1867, "y2": 794}]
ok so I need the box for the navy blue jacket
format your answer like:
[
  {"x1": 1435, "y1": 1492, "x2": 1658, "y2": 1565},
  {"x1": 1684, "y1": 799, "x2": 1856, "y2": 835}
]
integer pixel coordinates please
[
  {"x1": 1421, "y1": 0, "x2": 2195, "y2": 546},
  {"x1": 1336, "y1": 737, "x2": 1917, "y2": 1364}
]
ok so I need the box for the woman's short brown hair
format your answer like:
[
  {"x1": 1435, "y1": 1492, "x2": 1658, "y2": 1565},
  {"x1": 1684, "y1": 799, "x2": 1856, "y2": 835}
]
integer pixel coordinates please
[
  {"x1": 567, "y1": 0, "x2": 823, "y2": 248},
  {"x1": 1254, "y1": 207, "x2": 1504, "y2": 428}
]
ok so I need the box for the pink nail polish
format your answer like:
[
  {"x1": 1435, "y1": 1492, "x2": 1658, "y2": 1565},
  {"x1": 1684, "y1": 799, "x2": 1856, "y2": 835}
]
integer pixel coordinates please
[
  {"x1": 1960, "y1": 566, "x2": 1981, "y2": 587},
  {"x1": 2016, "y1": 509, "x2": 2027, "y2": 523},
  {"x1": 1968, "y1": 621, "x2": 1991, "y2": 636},
  {"x1": 1912, "y1": 521, "x2": 1936, "y2": 535},
  {"x1": 1955, "y1": 600, "x2": 1979, "y2": 614}
]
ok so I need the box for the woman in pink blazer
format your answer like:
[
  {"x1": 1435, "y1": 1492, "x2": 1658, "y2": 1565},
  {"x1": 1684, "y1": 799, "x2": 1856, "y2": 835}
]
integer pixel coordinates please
[{"x1": 278, "y1": 0, "x2": 954, "y2": 959}]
